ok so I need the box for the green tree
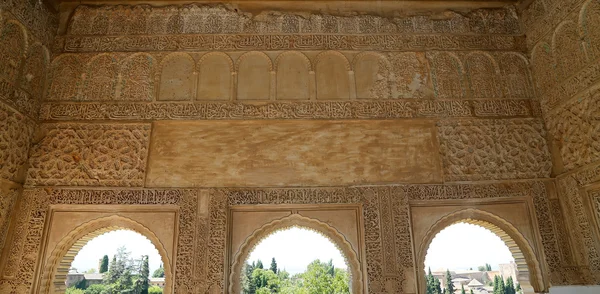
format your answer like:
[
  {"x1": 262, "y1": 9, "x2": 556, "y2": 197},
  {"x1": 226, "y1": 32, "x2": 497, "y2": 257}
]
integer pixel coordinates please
[
  {"x1": 332, "y1": 268, "x2": 350, "y2": 294},
  {"x1": 303, "y1": 260, "x2": 334, "y2": 294},
  {"x1": 137, "y1": 255, "x2": 150, "y2": 294},
  {"x1": 486, "y1": 264, "x2": 492, "y2": 271},
  {"x1": 461, "y1": 284, "x2": 466, "y2": 294},
  {"x1": 470, "y1": 290, "x2": 474, "y2": 294},
  {"x1": 66, "y1": 288, "x2": 85, "y2": 294},
  {"x1": 516, "y1": 283, "x2": 522, "y2": 294},
  {"x1": 426, "y1": 268, "x2": 436, "y2": 294},
  {"x1": 445, "y1": 269, "x2": 455, "y2": 294},
  {"x1": 256, "y1": 260, "x2": 264, "y2": 269},
  {"x1": 505, "y1": 276, "x2": 516, "y2": 294},
  {"x1": 242, "y1": 262, "x2": 256, "y2": 294},
  {"x1": 99, "y1": 255, "x2": 109, "y2": 273},
  {"x1": 148, "y1": 286, "x2": 163, "y2": 294},
  {"x1": 493, "y1": 276, "x2": 499, "y2": 294},
  {"x1": 152, "y1": 264, "x2": 165, "y2": 278},
  {"x1": 84, "y1": 284, "x2": 107, "y2": 294},
  {"x1": 270, "y1": 257, "x2": 278, "y2": 274},
  {"x1": 478, "y1": 266, "x2": 486, "y2": 271}
]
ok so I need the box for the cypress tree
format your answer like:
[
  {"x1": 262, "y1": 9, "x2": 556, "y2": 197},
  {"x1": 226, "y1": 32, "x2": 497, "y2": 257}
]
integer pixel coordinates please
[
  {"x1": 427, "y1": 268, "x2": 435, "y2": 294},
  {"x1": 256, "y1": 260, "x2": 263, "y2": 269},
  {"x1": 486, "y1": 264, "x2": 492, "y2": 271},
  {"x1": 516, "y1": 283, "x2": 522, "y2": 294},
  {"x1": 445, "y1": 269, "x2": 455, "y2": 294},
  {"x1": 461, "y1": 284, "x2": 466, "y2": 294},
  {"x1": 433, "y1": 277, "x2": 442, "y2": 294},
  {"x1": 99, "y1": 255, "x2": 109, "y2": 273},
  {"x1": 270, "y1": 257, "x2": 278, "y2": 274},
  {"x1": 470, "y1": 290, "x2": 474, "y2": 294},
  {"x1": 505, "y1": 276, "x2": 516, "y2": 294},
  {"x1": 140, "y1": 255, "x2": 150, "y2": 294},
  {"x1": 493, "y1": 276, "x2": 499, "y2": 294},
  {"x1": 498, "y1": 277, "x2": 506, "y2": 294}
]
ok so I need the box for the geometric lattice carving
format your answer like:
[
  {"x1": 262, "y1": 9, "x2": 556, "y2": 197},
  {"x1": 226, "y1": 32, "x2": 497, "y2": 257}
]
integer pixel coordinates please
[
  {"x1": 0, "y1": 103, "x2": 35, "y2": 183},
  {"x1": 26, "y1": 124, "x2": 151, "y2": 186},
  {"x1": 438, "y1": 119, "x2": 552, "y2": 181}
]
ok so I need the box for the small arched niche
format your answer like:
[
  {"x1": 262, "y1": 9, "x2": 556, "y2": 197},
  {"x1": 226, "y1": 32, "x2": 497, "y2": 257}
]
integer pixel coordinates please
[
  {"x1": 39, "y1": 215, "x2": 173, "y2": 294},
  {"x1": 417, "y1": 209, "x2": 545, "y2": 294},
  {"x1": 229, "y1": 214, "x2": 364, "y2": 294}
]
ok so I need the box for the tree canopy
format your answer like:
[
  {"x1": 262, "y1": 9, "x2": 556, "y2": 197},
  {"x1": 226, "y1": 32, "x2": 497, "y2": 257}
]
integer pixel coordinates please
[{"x1": 242, "y1": 258, "x2": 349, "y2": 294}]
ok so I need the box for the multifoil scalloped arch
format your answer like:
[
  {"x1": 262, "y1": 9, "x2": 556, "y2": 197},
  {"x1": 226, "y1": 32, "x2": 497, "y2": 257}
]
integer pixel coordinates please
[
  {"x1": 38, "y1": 215, "x2": 173, "y2": 294},
  {"x1": 229, "y1": 213, "x2": 364, "y2": 294}
]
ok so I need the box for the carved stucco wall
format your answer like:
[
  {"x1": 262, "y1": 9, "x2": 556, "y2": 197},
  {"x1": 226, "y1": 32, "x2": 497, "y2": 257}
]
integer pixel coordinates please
[
  {"x1": 0, "y1": 1, "x2": 596, "y2": 293},
  {"x1": 523, "y1": 0, "x2": 600, "y2": 284},
  {"x1": 0, "y1": 0, "x2": 57, "y2": 270}
]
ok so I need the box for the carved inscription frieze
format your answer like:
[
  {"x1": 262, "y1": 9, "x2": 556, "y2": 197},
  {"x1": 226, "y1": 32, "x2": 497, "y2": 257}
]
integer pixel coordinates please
[
  {"x1": 60, "y1": 34, "x2": 525, "y2": 53},
  {"x1": 26, "y1": 124, "x2": 151, "y2": 187},
  {"x1": 0, "y1": 103, "x2": 35, "y2": 183},
  {"x1": 39, "y1": 99, "x2": 540, "y2": 121},
  {"x1": 437, "y1": 119, "x2": 552, "y2": 181},
  {"x1": 67, "y1": 4, "x2": 520, "y2": 37}
]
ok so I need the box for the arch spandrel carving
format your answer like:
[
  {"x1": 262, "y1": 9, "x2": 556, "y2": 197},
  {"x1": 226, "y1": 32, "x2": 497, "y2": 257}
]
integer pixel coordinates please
[
  {"x1": 118, "y1": 53, "x2": 155, "y2": 101},
  {"x1": 197, "y1": 52, "x2": 233, "y2": 101},
  {"x1": 20, "y1": 42, "x2": 49, "y2": 100},
  {"x1": 429, "y1": 52, "x2": 465, "y2": 99},
  {"x1": 552, "y1": 21, "x2": 586, "y2": 79},
  {"x1": 315, "y1": 50, "x2": 351, "y2": 100},
  {"x1": 275, "y1": 51, "x2": 311, "y2": 100},
  {"x1": 464, "y1": 52, "x2": 502, "y2": 98},
  {"x1": 236, "y1": 51, "x2": 272, "y2": 100},
  {"x1": 39, "y1": 215, "x2": 173, "y2": 294},
  {"x1": 417, "y1": 209, "x2": 546, "y2": 294},
  {"x1": 46, "y1": 54, "x2": 82, "y2": 101},
  {"x1": 229, "y1": 214, "x2": 364, "y2": 294},
  {"x1": 530, "y1": 42, "x2": 557, "y2": 96},
  {"x1": 353, "y1": 52, "x2": 391, "y2": 99},
  {"x1": 580, "y1": 0, "x2": 600, "y2": 59},
  {"x1": 0, "y1": 20, "x2": 28, "y2": 86},
  {"x1": 158, "y1": 52, "x2": 195, "y2": 101},
  {"x1": 81, "y1": 53, "x2": 118, "y2": 101},
  {"x1": 498, "y1": 52, "x2": 534, "y2": 99}
]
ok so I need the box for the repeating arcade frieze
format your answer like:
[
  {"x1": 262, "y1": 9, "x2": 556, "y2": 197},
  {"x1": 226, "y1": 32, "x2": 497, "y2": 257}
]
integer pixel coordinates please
[
  {"x1": 39, "y1": 99, "x2": 540, "y2": 121},
  {"x1": 26, "y1": 123, "x2": 151, "y2": 187},
  {"x1": 522, "y1": 0, "x2": 587, "y2": 50},
  {"x1": 66, "y1": 4, "x2": 521, "y2": 37},
  {"x1": 59, "y1": 34, "x2": 525, "y2": 53},
  {"x1": 46, "y1": 50, "x2": 535, "y2": 103},
  {"x1": 437, "y1": 118, "x2": 552, "y2": 181}
]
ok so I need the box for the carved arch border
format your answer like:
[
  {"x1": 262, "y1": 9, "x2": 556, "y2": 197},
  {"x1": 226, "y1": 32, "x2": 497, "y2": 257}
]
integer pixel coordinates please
[
  {"x1": 229, "y1": 214, "x2": 364, "y2": 294},
  {"x1": 39, "y1": 215, "x2": 173, "y2": 294},
  {"x1": 416, "y1": 208, "x2": 545, "y2": 294}
]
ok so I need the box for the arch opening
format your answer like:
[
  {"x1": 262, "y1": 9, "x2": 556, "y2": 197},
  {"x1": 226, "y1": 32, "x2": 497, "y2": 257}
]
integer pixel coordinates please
[
  {"x1": 39, "y1": 216, "x2": 173, "y2": 294},
  {"x1": 417, "y1": 210, "x2": 545, "y2": 294},
  {"x1": 230, "y1": 214, "x2": 364, "y2": 294}
]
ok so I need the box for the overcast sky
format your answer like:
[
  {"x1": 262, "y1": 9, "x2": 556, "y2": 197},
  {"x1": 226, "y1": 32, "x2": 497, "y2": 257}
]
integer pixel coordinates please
[{"x1": 71, "y1": 222, "x2": 513, "y2": 275}]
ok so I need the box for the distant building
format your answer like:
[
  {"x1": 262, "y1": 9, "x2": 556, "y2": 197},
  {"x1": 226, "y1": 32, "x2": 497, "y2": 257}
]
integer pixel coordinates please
[
  {"x1": 65, "y1": 272, "x2": 103, "y2": 288},
  {"x1": 150, "y1": 277, "x2": 165, "y2": 288}
]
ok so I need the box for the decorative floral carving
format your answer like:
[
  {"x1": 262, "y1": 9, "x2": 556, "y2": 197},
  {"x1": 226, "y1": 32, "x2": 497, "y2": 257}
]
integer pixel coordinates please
[
  {"x1": 0, "y1": 187, "x2": 18, "y2": 255},
  {"x1": 0, "y1": 103, "x2": 35, "y2": 183},
  {"x1": 437, "y1": 119, "x2": 552, "y2": 181},
  {"x1": 26, "y1": 123, "x2": 151, "y2": 187}
]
